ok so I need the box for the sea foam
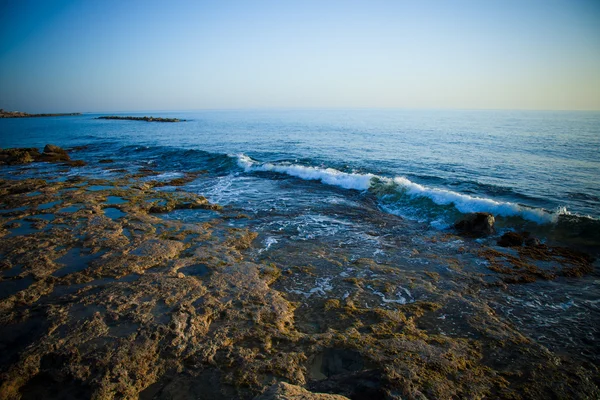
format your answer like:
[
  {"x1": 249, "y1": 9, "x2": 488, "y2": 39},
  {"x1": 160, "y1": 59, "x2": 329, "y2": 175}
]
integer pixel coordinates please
[{"x1": 236, "y1": 154, "x2": 558, "y2": 224}]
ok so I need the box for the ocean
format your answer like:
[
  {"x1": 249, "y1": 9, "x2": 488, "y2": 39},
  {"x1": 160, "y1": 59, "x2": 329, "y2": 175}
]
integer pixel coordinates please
[{"x1": 1, "y1": 109, "x2": 599, "y2": 374}]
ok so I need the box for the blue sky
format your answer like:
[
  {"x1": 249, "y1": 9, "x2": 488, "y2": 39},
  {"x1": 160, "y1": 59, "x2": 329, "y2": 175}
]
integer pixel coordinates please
[{"x1": 0, "y1": 0, "x2": 599, "y2": 112}]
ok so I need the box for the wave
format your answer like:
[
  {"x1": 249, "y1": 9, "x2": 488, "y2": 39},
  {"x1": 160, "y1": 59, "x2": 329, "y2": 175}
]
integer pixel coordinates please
[
  {"x1": 236, "y1": 154, "x2": 560, "y2": 225},
  {"x1": 236, "y1": 154, "x2": 374, "y2": 190}
]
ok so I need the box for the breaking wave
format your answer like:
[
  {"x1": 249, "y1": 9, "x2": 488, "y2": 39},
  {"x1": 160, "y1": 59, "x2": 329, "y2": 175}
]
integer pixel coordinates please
[{"x1": 236, "y1": 154, "x2": 560, "y2": 224}]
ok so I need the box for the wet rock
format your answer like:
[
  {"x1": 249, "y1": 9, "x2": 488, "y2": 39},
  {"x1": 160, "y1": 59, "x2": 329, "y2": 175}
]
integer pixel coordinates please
[
  {"x1": 147, "y1": 195, "x2": 221, "y2": 213},
  {"x1": 454, "y1": 212, "x2": 495, "y2": 236},
  {"x1": 524, "y1": 236, "x2": 541, "y2": 247},
  {"x1": 65, "y1": 160, "x2": 87, "y2": 167},
  {"x1": 40, "y1": 144, "x2": 70, "y2": 162},
  {"x1": 0, "y1": 148, "x2": 40, "y2": 165},
  {"x1": 497, "y1": 231, "x2": 524, "y2": 247},
  {"x1": 1, "y1": 172, "x2": 598, "y2": 400},
  {"x1": 0, "y1": 146, "x2": 87, "y2": 166},
  {"x1": 255, "y1": 382, "x2": 350, "y2": 400},
  {"x1": 43, "y1": 144, "x2": 67, "y2": 155}
]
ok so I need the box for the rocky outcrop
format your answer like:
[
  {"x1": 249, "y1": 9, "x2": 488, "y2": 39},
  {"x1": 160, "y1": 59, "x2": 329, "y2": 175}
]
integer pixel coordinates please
[
  {"x1": 454, "y1": 212, "x2": 495, "y2": 236},
  {"x1": 0, "y1": 145, "x2": 86, "y2": 166},
  {"x1": 97, "y1": 116, "x2": 182, "y2": 122},
  {"x1": 0, "y1": 171, "x2": 598, "y2": 399},
  {"x1": 0, "y1": 109, "x2": 81, "y2": 118},
  {"x1": 0, "y1": 148, "x2": 40, "y2": 165},
  {"x1": 255, "y1": 382, "x2": 350, "y2": 400}
]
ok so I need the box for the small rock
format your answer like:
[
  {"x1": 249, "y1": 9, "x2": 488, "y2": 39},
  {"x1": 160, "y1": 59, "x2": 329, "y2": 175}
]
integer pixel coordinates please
[
  {"x1": 66, "y1": 160, "x2": 87, "y2": 167},
  {"x1": 497, "y1": 232, "x2": 524, "y2": 247},
  {"x1": 454, "y1": 212, "x2": 495, "y2": 236},
  {"x1": 41, "y1": 144, "x2": 70, "y2": 161},
  {"x1": 44, "y1": 144, "x2": 67, "y2": 154}
]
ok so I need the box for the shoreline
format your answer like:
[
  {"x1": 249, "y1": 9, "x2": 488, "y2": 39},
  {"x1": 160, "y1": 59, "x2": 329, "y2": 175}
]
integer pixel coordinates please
[{"x1": 0, "y1": 146, "x2": 598, "y2": 399}]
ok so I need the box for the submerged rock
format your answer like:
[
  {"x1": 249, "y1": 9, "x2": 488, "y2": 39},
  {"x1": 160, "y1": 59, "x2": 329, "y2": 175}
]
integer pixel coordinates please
[
  {"x1": 497, "y1": 231, "x2": 524, "y2": 247},
  {"x1": 454, "y1": 212, "x2": 495, "y2": 236}
]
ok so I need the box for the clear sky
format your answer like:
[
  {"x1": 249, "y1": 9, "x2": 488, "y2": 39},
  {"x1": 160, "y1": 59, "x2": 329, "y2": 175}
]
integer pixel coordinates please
[{"x1": 0, "y1": 0, "x2": 599, "y2": 112}]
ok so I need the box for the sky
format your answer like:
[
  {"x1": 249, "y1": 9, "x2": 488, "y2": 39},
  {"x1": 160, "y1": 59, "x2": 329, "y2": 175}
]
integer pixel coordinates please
[{"x1": 0, "y1": 0, "x2": 599, "y2": 112}]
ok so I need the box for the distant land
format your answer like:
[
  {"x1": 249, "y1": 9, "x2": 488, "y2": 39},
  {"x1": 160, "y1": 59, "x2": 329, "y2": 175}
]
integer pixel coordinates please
[
  {"x1": 0, "y1": 109, "x2": 81, "y2": 118},
  {"x1": 97, "y1": 116, "x2": 183, "y2": 122}
]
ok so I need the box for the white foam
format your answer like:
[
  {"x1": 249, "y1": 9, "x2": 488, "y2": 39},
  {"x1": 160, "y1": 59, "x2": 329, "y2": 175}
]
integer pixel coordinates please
[
  {"x1": 258, "y1": 236, "x2": 278, "y2": 253},
  {"x1": 237, "y1": 154, "x2": 373, "y2": 190},
  {"x1": 289, "y1": 277, "x2": 333, "y2": 298},
  {"x1": 392, "y1": 177, "x2": 555, "y2": 224},
  {"x1": 235, "y1": 154, "x2": 557, "y2": 225}
]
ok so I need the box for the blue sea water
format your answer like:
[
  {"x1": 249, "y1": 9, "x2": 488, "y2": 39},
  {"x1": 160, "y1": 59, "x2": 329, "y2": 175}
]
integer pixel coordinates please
[{"x1": 1, "y1": 109, "x2": 599, "y2": 245}]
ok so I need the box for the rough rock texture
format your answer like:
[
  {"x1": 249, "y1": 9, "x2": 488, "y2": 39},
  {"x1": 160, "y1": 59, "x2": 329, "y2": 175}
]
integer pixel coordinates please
[
  {"x1": 0, "y1": 146, "x2": 85, "y2": 166},
  {"x1": 0, "y1": 148, "x2": 41, "y2": 165},
  {"x1": 0, "y1": 165, "x2": 597, "y2": 400},
  {"x1": 40, "y1": 144, "x2": 70, "y2": 162},
  {"x1": 454, "y1": 212, "x2": 495, "y2": 236},
  {"x1": 255, "y1": 382, "x2": 349, "y2": 400}
]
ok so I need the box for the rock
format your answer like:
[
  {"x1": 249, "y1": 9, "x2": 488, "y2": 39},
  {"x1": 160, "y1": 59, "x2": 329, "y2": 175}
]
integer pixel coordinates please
[
  {"x1": 65, "y1": 160, "x2": 87, "y2": 167},
  {"x1": 44, "y1": 144, "x2": 67, "y2": 154},
  {"x1": 0, "y1": 148, "x2": 40, "y2": 165},
  {"x1": 0, "y1": 146, "x2": 89, "y2": 166},
  {"x1": 525, "y1": 237, "x2": 541, "y2": 247},
  {"x1": 40, "y1": 144, "x2": 70, "y2": 161},
  {"x1": 497, "y1": 232, "x2": 524, "y2": 247},
  {"x1": 255, "y1": 382, "x2": 350, "y2": 400},
  {"x1": 454, "y1": 212, "x2": 495, "y2": 236}
]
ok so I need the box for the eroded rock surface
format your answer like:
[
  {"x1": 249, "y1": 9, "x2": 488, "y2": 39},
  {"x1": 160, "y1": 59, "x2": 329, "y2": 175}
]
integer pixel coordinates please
[
  {"x1": 255, "y1": 382, "x2": 349, "y2": 400},
  {"x1": 0, "y1": 164, "x2": 598, "y2": 400}
]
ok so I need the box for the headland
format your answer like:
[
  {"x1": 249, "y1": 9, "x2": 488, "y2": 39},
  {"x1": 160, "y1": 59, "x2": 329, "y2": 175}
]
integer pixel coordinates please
[{"x1": 0, "y1": 109, "x2": 81, "y2": 118}]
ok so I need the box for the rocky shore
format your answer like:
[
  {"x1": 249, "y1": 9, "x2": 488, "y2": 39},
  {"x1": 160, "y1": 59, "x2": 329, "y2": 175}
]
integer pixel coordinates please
[
  {"x1": 96, "y1": 116, "x2": 182, "y2": 123},
  {"x1": 0, "y1": 146, "x2": 598, "y2": 399},
  {"x1": 0, "y1": 145, "x2": 86, "y2": 167},
  {"x1": 0, "y1": 109, "x2": 81, "y2": 118}
]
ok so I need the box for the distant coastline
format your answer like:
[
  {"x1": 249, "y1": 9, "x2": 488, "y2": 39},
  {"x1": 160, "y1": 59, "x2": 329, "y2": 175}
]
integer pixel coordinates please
[
  {"x1": 96, "y1": 115, "x2": 183, "y2": 122},
  {"x1": 0, "y1": 109, "x2": 81, "y2": 118}
]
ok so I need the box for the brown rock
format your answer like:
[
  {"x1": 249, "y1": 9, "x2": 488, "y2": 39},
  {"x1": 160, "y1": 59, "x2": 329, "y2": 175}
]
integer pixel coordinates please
[
  {"x1": 454, "y1": 212, "x2": 495, "y2": 236},
  {"x1": 255, "y1": 382, "x2": 350, "y2": 400},
  {"x1": 43, "y1": 144, "x2": 67, "y2": 154},
  {"x1": 0, "y1": 148, "x2": 40, "y2": 165},
  {"x1": 65, "y1": 160, "x2": 87, "y2": 167},
  {"x1": 41, "y1": 144, "x2": 70, "y2": 161},
  {"x1": 497, "y1": 232, "x2": 524, "y2": 247}
]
